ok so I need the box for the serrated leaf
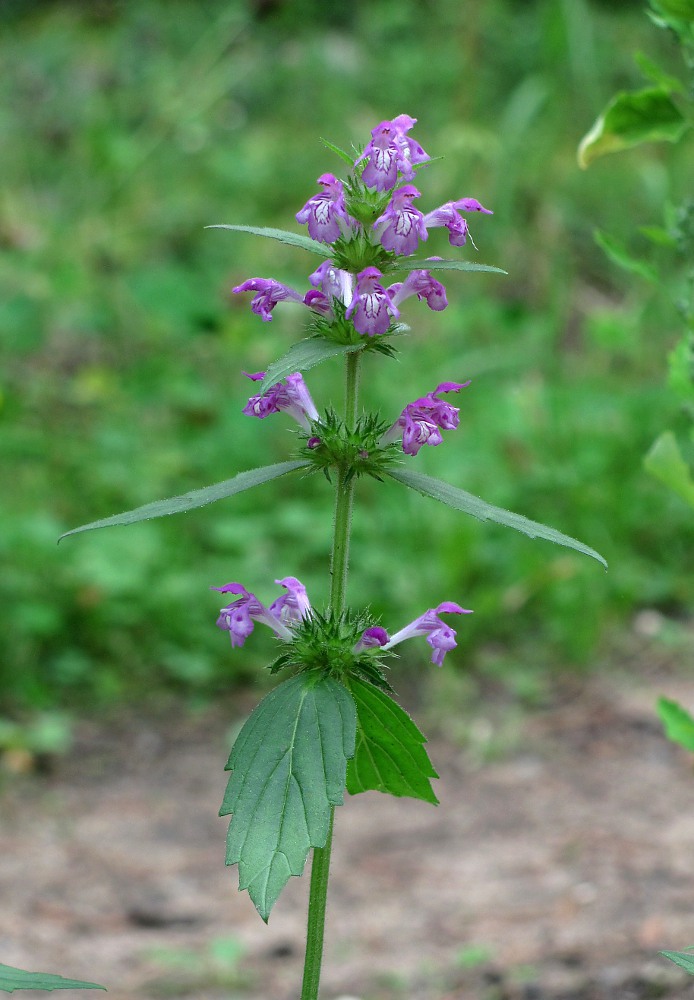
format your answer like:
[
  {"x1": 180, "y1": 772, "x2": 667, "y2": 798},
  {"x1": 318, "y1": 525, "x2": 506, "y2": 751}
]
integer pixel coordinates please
[
  {"x1": 205, "y1": 224, "x2": 327, "y2": 257},
  {"x1": 60, "y1": 461, "x2": 310, "y2": 539},
  {"x1": 644, "y1": 432, "x2": 694, "y2": 508},
  {"x1": 657, "y1": 697, "x2": 694, "y2": 751},
  {"x1": 387, "y1": 467, "x2": 607, "y2": 569},
  {"x1": 259, "y1": 339, "x2": 361, "y2": 393},
  {"x1": 346, "y1": 679, "x2": 438, "y2": 804},
  {"x1": 0, "y1": 965, "x2": 106, "y2": 993},
  {"x1": 578, "y1": 87, "x2": 689, "y2": 168},
  {"x1": 388, "y1": 258, "x2": 507, "y2": 275},
  {"x1": 320, "y1": 137, "x2": 355, "y2": 167},
  {"x1": 220, "y1": 674, "x2": 356, "y2": 921},
  {"x1": 660, "y1": 949, "x2": 694, "y2": 975},
  {"x1": 594, "y1": 229, "x2": 659, "y2": 282}
]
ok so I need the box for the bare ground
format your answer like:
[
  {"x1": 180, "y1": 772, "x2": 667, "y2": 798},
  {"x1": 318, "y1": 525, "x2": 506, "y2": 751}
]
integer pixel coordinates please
[{"x1": 3, "y1": 651, "x2": 694, "y2": 1000}]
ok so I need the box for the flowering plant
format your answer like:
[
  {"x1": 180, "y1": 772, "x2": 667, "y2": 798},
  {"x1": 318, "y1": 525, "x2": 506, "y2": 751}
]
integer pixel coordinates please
[{"x1": 62, "y1": 115, "x2": 606, "y2": 999}]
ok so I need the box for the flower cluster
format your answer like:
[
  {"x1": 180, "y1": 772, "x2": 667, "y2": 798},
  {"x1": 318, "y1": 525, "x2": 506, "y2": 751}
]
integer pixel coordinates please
[
  {"x1": 243, "y1": 372, "x2": 470, "y2": 462},
  {"x1": 232, "y1": 114, "x2": 491, "y2": 339},
  {"x1": 213, "y1": 576, "x2": 472, "y2": 669}
]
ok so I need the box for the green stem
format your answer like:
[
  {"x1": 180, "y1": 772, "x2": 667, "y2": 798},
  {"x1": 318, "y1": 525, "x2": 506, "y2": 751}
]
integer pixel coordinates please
[{"x1": 300, "y1": 350, "x2": 361, "y2": 1000}]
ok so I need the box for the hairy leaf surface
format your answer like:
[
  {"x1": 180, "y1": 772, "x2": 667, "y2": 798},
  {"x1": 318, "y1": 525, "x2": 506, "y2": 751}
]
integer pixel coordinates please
[
  {"x1": 660, "y1": 950, "x2": 694, "y2": 975},
  {"x1": 259, "y1": 339, "x2": 360, "y2": 392},
  {"x1": 60, "y1": 461, "x2": 309, "y2": 539},
  {"x1": 388, "y1": 258, "x2": 506, "y2": 275},
  {"x1": 387, "y1": 468, "x2": 607, "y2": 568},
  {"x1": 346, "y1": 679, "x2": 438, "y2": 804},
  {"x1": 221, "y1": 674, "x2": 356, "y2": 921},
  {"x1": 206, "y1": 224, "x2": 327, "y2": 256},
  {"x1": 0, "y1": 965, "x2": 105, "y2": 993}
]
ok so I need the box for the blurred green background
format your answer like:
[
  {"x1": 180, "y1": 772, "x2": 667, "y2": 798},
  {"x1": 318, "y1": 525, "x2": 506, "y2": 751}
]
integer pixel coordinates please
[{"x1": 1, "y1": 0, "x2": 692, "y2": 717}]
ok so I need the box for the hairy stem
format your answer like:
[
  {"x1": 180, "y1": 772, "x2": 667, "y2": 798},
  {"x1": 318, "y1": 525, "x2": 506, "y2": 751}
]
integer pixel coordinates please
[{"x1": 300, "y1": 350, "x2": 361, "y2": 1000}]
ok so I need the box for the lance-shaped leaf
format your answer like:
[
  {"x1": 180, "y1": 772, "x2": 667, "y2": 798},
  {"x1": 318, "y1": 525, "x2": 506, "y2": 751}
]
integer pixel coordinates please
[
  {"x1": 386, "y1": 467, "x2": 607, "y2": 569},
  {"x1": 60, "y1": 461, "x2": 310, "y2": 540},
  {"x1": 206, "y1": 224, "x2": 327, "y2": 257},
  {"x1": 0, "y1": 965, "x2": 106, "y2": 993},
  {"x1": 657, "y1": 697, "x2": 694, "y2": 752},
  {"x1": 594, "y1": 229, "x2": 659, "y2": 283},
  {"x1": 388, "y1": 258, "x2": 507, "y2": 276},
  {"x1": 259, "y1": 339, "x2": 361, "y2": 393},
  {"x1": 221, "y1": 673, "x2": 356, "y2": 921},
  {"x1": 661, "y1": 950, "x2": 694, "y2": 976},
  {"x1": 644, "y1": 431, "x2": 694, "y2": 509},
  {"x1": 346, "y1": 679, "x2": 438, "y2": 804},
  {"x1": 578, "y1": 87, "x2": 689, "y2": 168}
]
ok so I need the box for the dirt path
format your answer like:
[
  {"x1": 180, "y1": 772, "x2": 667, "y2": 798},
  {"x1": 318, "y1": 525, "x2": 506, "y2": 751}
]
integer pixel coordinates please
[{"x1": 3, "y1": 663, "x2": 694, "y2": 1000}]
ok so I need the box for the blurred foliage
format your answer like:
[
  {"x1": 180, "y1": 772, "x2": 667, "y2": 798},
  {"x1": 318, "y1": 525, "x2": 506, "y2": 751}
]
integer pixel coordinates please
[{"x1": 1, "y1": 0, "x2": 693, "y2": 713}]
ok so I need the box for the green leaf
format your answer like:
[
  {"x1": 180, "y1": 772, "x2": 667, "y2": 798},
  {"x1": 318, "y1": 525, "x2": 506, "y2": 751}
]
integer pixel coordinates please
[
  {"x1": 60, "y1": 461, "x2": 310, "y2": 540},
  {"x1": 657, "y1": 697, "x2": 694, "y2": 751},
  {"x1": 320, "y1": 137, "x2": 356, "y2": 167},
  {"x1": 578, "y1": 87, "x2": 689, "y2": 167},
  {"x1": 259, "y1": 339, "x2": 361, "y2": 393},
  {"x1": 220, "y1": 674, "x2": 356, "y2": 921},
  {"x1": 205, "y1": 224, "x2": 327, "y2": 257},
  {"x1": 634, "y1": 52, "x2": 685, "y2": 93},
  {"x1": 386, "y1": 467, "x2": 608, "y2": 569},
  {"x1": 388, "y1": 258, "x2": 507, "y2": 276},
  {"x1": 651, "y1": 0, "x2": 694, "y2": 22},
  {"x1": 346, "y1": 679, "x2": 438, "y2": 804},
  {"x1": 660, "y1": 949, "x2": 694, "y2": 975},
  {"x1": 0, "y1": 965, "x2": 106, "y2": 993},
  {"x1": 644, "y1": 432, "x2": 694, "y2": 508},
  {"x1": 594, "y1": 229, "x2": 659, "y2": 282}
]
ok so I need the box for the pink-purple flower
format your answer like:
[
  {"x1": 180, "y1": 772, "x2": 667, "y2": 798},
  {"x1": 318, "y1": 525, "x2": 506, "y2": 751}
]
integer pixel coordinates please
[
  {"x1": 358, "y1": 114, "x2": 431, "y2": 191},
  {"x1": 296, "y1": 173, "x2": 353, "y2": 244},
  {"x1": 388, "y1": 265, "x2": 448, "y2": 312},
  {"x1": 243, "y1": 371, "x2": 319, "y2": 430},
  {"x1": 382, "y1": 380, "x2": 470, "y2": 456},
  {"x1": 232, "y1": 277, "x2": 306, "y2": 322},
  {"x1": 383, "y1": 603, "x2": 473, "y2": 667},
  {"x1": 345, "y1": 267, "x2": 400, "y2": 336},
  {"x1": 212, "y1": 577, "x2": 312, "y2": 647},
  {"x1": 423, "y1": 197, "x2": 492, "y2": 247},
  {"x1": 373, "y1": 184, "x2": 428, "y2": 256}
]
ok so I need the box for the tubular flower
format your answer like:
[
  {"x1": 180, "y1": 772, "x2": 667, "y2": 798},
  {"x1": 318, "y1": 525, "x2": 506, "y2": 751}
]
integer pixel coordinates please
[
  {"x1": 345, "y1": 267, "x2": 399, "y2": 336},
  {"x1": 232, "y1": 277, "x2": 306, "y2": 322},
  {"x1": 383, "y1": 602, "x2": 473, "y2": 667},
  {"x1": 423, "y1": 197, "x2": 493, "y2": 247},
  {"x1": 296, "y1": 173, "x2": 353, "y2": 243},
  {"x1": 388, "y1": 265, "x2": 448, "y2": 312},
  {"x1": 373, "y1": 184, "x2": 428, "y2": 256},
  {"x1": 382, "y1": 380, "x2": 470, "y2": 456},
  {"x1": 212, "y1": 577, "x2": 312, "y2": 648},
  {"x1": 359, "y1": 115, "x2": 430, "y2": 191},
  {"x1": 309, "y1": 260, "x2": 354, "y2": 306},
  {"x1": 353, "y1": 626, "x2": 390, "y2": 653},
  {"x1": 242, "y1": 371, "x2": 319, "y2": 431}
]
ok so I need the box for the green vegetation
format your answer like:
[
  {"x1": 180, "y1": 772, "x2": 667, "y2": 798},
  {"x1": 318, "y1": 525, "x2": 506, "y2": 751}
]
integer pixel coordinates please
[{"x1": 2, "y1": 0, "x2": 693, "y2": 712}]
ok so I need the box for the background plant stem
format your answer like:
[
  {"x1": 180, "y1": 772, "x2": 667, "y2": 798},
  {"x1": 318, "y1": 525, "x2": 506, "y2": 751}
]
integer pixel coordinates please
[{"x1": 300, "y1": 350, "x2": 361, "y2": 1000}]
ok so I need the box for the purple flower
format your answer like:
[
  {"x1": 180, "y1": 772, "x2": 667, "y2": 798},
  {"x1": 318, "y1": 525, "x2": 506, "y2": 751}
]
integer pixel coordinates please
[
  {"x1": 353, "y1": 626, "x2": 390, "y2": 653},
  {"x1": 232, "y1": 277, "x2": 305, "y2": 322},
  {"x1": 382, "y1": 380, "x2": 470, "y2": 456},
  {"x1": 359, "y1": 115, "x2": 430, "y2": 191},
  {"x1": 211, "y1": 577, "x2": 312, "y2": 648},
  {"x1": 373, "y1": 184, "x2": 428, "y2": 256},
  {"x1": 345, "y1": 266, "x2": 399, "y2": 336},
  {"x1": 296, "y1": 173, "x2": 353, "y2": 244},
  {"x1": 423, "y1": 197, "x2": 492, "y2": 248},
  {"x1": 388, "y1": 265, "x2": 448, "y2": 312},
  {"x1": 308, "y1": 260, "x2": 354, "y2": 305},
  {"x1": 383, "y1": 602, "x2": 473, "y2": 667},
  {"x1": 242, "y1": 371, "x2": 319, "y2": 431}
]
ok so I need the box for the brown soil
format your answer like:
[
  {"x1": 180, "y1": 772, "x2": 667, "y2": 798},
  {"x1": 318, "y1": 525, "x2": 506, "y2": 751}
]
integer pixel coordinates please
[{"x1": 3, "y1": 657, "x2": 694, "y2": 1000}]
